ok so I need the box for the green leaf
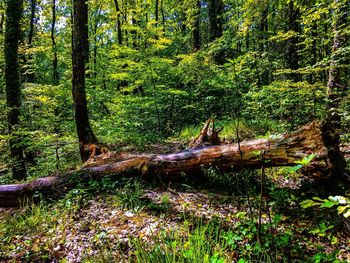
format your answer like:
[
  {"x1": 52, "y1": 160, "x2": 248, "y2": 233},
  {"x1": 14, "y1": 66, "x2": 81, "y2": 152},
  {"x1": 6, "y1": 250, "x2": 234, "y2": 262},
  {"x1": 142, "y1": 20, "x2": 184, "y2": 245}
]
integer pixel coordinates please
[
  {"x1": 320, "y1": 201, "x2": 336, "y2": 208},
  {"x1": 343, "y1": 209, "x2": 350, "y2": 218},
  {"x1": 288, "y1": 164, "x2": 303, "y2": 173},
  {"x1": 337, "y1": 206, "x2": 347, "y2": 214},
  {"x1": 300, "y1": 199, "x2": 319, "y2": 208}
]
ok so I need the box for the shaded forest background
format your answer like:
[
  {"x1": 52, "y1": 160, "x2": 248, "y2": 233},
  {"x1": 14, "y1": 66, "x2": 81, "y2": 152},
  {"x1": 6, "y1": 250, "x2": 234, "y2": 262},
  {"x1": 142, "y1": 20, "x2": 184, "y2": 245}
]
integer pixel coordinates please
[
  {"x1": 1, "y1": 1, "x2": 350, "y2": 262},
  {"x1": 0, "y1": 0, "x2": 349, "y2": 182}
]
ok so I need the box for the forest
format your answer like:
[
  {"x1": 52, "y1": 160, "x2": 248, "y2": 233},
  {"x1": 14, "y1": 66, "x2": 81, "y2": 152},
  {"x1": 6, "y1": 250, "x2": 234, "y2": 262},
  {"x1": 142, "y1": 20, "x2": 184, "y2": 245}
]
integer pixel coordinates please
[{"x1": 0, "y1": 0, "x2": 349, "y2": 262}]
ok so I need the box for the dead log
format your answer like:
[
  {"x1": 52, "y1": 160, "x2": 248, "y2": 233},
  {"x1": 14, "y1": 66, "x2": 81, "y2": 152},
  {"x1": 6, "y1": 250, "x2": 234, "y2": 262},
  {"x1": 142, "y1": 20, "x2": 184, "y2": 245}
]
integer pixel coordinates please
[
  {"x1": 189, "y1": 118, "x2": 222, "y2": 148},
  {"x1": 0, "y1": 121, "x2": 345, "y2": 207}
]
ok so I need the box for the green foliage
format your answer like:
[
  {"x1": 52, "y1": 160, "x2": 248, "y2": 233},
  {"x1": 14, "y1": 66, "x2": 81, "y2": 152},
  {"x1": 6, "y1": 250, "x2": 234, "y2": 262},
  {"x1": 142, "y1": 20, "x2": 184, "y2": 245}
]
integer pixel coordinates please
[
  {"x1": 131, "y1": 219, "x2": 231, "y2": 263},
  {"x1": 0, "y1": 0, "x2": 349, "y2": 261},
  {"x1": 112, "y1": 179, "x2": 146, "y2": 212},
  {"x1": 1, "y1": 0, "x2": 349, "y2": 181},
  {"x1": 287, "y1": 153, "x2": 316, "y2": 173},
  {"x1": 301, "y1": 195, "x2": 350, "y2": 218},
  {"x1": 0, "y1": 202, "x2": 53, "y2": 237}
]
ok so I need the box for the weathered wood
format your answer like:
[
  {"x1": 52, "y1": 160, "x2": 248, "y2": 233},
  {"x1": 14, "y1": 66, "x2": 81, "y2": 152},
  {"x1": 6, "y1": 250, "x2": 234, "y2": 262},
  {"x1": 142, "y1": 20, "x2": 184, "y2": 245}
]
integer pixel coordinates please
[
  {"x1": 189, "y1": 119, "x2": 222, "y2": 148},
  {"x1": 0, "y1": 121, "x2": 345, "y2": 207}
]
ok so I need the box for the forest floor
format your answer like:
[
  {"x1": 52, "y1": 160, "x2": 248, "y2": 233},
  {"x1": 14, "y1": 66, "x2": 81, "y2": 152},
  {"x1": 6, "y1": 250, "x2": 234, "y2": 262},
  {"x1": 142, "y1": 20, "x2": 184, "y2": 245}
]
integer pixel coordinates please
[{"x1": 0, "y1": 170, "x2": 350, "y2": 262}]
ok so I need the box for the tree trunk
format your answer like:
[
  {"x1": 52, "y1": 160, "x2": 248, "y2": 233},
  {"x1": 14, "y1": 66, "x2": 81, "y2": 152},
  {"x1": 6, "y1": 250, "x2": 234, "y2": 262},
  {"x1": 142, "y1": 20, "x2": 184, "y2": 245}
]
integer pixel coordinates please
[
  {"x1": 208, "y1": 0, "x2": 224, "y2": 63},
  {"x1": 28, "y1": 0, "x2": 36, "y2": 46},
  {"x1": 51, "y1": 0, "x2": 59, "y2": 85},
  {"x1": 321, "y1": 0, "x2": 348, "y2": 179},
  {"x1": 192, "y1": 0, "x2": 201, "y2": 51},
  {"x1": 155, "y1": 0, "x2": 159, "y2": 23},
  {"x1": 113, "y1": 0, "x2": 123, "y2": 45},
  {"x1": 4, "y1": 0, "x2": 27, "y2": 181},
  {"x1": 208, "y1": 0, "x2": 223, "y2": 42},
  {"x1": 259, "y1": 5, "x2": 269, "y2": 85},
  {"x1": 24, "y1": 0, "x2": 36, "y2": 83},
  {"x1": 0, "y1": 0, "x2": 4, "y2": 34},
  {"x1": 285, "y1": 0, "x2": 300, "y2": 82},
  {"x1": 160, "y1": 0, "x2": 165, "y2": 32},
  {"x1": 0, "y1": 121, "x2": 345, "y2": 207},
  {"x1": 72, "y1": 0, "x2": 98, "y2": 162}
]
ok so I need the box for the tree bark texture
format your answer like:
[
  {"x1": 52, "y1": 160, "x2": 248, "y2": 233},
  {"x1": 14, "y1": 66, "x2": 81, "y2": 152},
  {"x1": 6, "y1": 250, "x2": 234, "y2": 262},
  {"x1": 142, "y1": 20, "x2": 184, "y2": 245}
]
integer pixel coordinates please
[
  {"x1": 4, "y1": 0, "x2": 27, "y2": 181},
  {"x1": 321, "y1": 0, "x2": 348, "y2": 179},
  {"x1": 208, "y1": 0, "x2": 223, "y2": 42},
  {"x1": 285, "y1": 0, "x2": 301, "y2": 81},
  {"x1": 72, "y1": 0, "x2": 98, "y2": 162},
  {"x1": 51, "y1": 0, "x2": 59, "y2": 85},
  {"x1": 113, "y1": 0, "x2": 123, "y2": 45},
  {"x1": 192, "y1": 0, "x2": 201, "y2": 51}
]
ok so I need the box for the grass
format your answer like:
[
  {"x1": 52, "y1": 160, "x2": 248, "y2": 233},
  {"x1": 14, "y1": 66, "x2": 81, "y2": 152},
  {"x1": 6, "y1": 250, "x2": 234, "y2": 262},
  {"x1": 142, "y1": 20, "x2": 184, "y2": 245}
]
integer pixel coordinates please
[
  {"x1": 179, "y1": 118, "x2": 281, "y2": 143},
  {"x1": 130, "y1": 219, "x2": 232, "y2": 263},
  {"x1": 0, "y1": 172, "x2": 348, "y2": 262}
]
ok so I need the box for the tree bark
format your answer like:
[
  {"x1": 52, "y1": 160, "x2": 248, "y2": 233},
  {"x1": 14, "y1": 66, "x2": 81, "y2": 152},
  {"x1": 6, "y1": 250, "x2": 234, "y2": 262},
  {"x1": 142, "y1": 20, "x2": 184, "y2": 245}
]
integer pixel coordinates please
[
  {"x1": 208, "y1": 0, "x2": 223, "y2": 42},
  {"x1": 259, "y1": 4, "x2": 269, "y2": 85},
  {"x1": 192, "y1": 0, "x2": 201, "y2": 51},
  {"x1": 113, "y1": 0, "x2": 123, "y2": 45},
  {"x1": 4, "y1": 0, "x2": 27, "y2": 181},
  {"x1": 0, "y1": 0, "x2": 4, "y2": 35},
  {"x1": 72, "y1": 0, "x2": 98, "y2": 162},
  {"x1": 155, "y1": 0, "x2": 159, "y2": 23},
  {"x1": 0, "y1": 121, "x2": 345, "y2": 207},
  {"x1": 208, "y1": 0, "x2": 224, "y2": 63},
  {"x1": 24, "y1": 0, "x2": 36, "y2": 83},
  {"x1": 285, "y1": 0, "x2": 301, "y2": 82},
  {"x1": 321, "y1": 0, "x2": 348, "y2": 179},
  {"x1": 51, "y1": 0, "x2": 59, "y2": 85},
  {"x1": 160, "y1": 0, "x2": 165, "y2": 32},
  {"x1": 28, "y1": 0, "x2": 36, "y2": 47}
]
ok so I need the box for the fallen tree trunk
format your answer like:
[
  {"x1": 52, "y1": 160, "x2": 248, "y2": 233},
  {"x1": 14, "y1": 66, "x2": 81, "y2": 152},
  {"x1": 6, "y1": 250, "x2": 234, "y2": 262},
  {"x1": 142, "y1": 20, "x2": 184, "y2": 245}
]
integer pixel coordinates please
[{"x1": 0, "y1": 122, "x2": 345, "y2": 207}]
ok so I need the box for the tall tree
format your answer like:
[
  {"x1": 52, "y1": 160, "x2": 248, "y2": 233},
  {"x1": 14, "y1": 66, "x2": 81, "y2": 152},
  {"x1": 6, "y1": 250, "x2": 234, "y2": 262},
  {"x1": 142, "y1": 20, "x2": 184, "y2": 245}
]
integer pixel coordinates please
[
  {"x1": 208, "y1": 0, "x2": 223, "y2": 42},
  {"x1": 24, "y1": 0, "x2": 37, "y2": 82},
  {"x1": 155, "y1": 0, "x2": 159, "y2": 23},
  {"x1": 51, "y1": 0, "x2": 59, "y2": 85},
  {"x1": 192, "y1": 0, "x2": 201, "y2": 51},
  {"x1": 208, "y1": 0, "x2": 224, "y2": 63},
  {"x1": 72, "y1": 0, "x2": 98, "y2": 162},
  {"x1": 0, "y1": 0, "x2": 4, "y2": 34},
  {"x1": 28, "y1": 0, "x2": 36, "y2": 47},
  {"x1": 4, "y1": 0, "x2": 27, "y2": 180},
  {"x1": 285, "y1": 0, "x2": 301, "y2": 81},
  {"x1": 321, "y1": 0, "x2": 348, "y2": 179},
  {"x1": 113, "y1": 0, "x2": 123, "y2": 45}
]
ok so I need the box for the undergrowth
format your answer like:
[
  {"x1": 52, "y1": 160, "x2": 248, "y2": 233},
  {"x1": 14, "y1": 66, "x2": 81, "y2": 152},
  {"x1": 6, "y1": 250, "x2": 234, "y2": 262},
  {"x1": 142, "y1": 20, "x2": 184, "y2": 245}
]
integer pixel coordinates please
[{"x1": 1, "y1": 169, "x2": 349, "y2": 262}]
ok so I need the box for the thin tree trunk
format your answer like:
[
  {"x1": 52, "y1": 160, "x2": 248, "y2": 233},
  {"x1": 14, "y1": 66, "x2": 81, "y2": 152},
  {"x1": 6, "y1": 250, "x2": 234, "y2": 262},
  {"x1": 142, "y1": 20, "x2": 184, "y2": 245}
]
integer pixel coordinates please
[
  {"x1": 192, "y1": 0, "x2": 201, "y2": 51},
  {"x1": 4, "y1": 0, "x2": 27, "y2": 181},
  {"x1": 321, "y1": 0, "x2": 348, "y2": 179},
  {"x1": 286, "y1": 0, "x2": 300, "y2": 82},
  {"x1": 259, "y1": 5, "x2": 268, "y2": 52},
  {"x1": 113, "y1": 0, "x2": 123, "y2": 45},
  {"x1": 72, "y1": 0, "x2": 98, "y2": 162},
  {"x1": 0, "y1": 0, "x2": 4, "y2": 34},
  {"x1": 309, "y1": 23, "x2": 318, "y2": 119},
  {"x1": 208, "y1": 0, "x2": 224, "y2": 63},
  {"x1": 24, "y1": 0, "x2": 36, "y2": 83},
  {"x1": 155, "y1": 0, "x2": 159, "y2": 23},
  {"x1": 92, "y1": 5, "x2": 102, "y2": 81},
  {"x1": 28, "y1": 0, "x2": 36, "y2": 47},
  {"x1": 160, "y1": 0, "x2": 165, "y2": 32},
  {"x1": 208, "y1": 0, "x2": 223, "y2": 42},
  {"x1": 51, "y1": 0, "x2": 59, "y2": 85}
]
